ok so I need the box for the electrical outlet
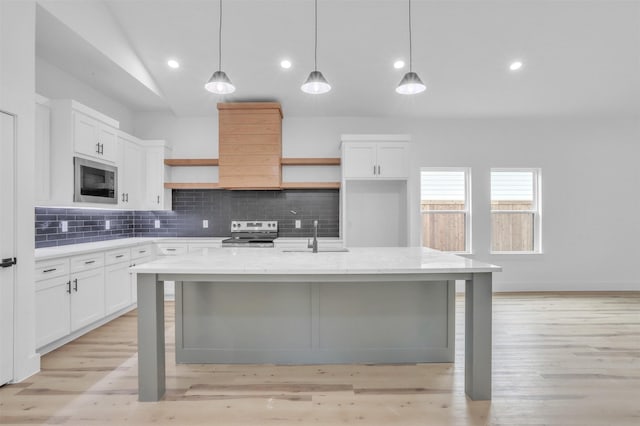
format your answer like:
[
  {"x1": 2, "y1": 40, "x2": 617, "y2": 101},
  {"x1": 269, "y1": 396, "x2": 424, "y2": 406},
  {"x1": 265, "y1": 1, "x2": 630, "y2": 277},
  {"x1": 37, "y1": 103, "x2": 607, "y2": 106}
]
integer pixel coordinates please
[
  {"x1": 154, "y1": 219, "x2": 160, "y2": 229},
  {"x1": 295, "y1": 220, "x2": 301, "y2": 229},
  {"x1": 203, "y1": 219, "x2": 209, "y2": 228},
  {"x1": 105, "y1": 220, "x2": 110, "y2": 230},
  {"x1": 61, "y1": 221, "x2": 68, "y2": 232}
]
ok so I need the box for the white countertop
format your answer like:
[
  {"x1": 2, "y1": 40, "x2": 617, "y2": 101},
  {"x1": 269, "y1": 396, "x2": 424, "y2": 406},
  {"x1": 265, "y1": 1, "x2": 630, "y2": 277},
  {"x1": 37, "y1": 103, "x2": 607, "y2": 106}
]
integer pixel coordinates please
[
  {"x1": 34, "y1": 236, "x2": 342, "y2": 261},
  {"x1": 131, "y1": 247, "x2": 501, "y2": 275},
  {"x1": 35, "y1": 237, "x2": 158, "y2": 260}
]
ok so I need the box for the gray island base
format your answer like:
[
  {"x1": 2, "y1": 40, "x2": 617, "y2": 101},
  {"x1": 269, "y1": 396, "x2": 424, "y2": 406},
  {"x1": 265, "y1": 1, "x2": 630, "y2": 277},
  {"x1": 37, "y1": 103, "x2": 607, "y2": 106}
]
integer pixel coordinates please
[{"x1": 133, "y1": 247, "x2": 501, "y2": 402}]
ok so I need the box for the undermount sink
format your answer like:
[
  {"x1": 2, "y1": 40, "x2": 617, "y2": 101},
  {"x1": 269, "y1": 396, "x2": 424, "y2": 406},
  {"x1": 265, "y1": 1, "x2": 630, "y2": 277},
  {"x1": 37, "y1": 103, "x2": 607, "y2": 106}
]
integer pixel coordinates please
[{"x1": 282, "y1": 248, "x2": 350, "y2": 253}]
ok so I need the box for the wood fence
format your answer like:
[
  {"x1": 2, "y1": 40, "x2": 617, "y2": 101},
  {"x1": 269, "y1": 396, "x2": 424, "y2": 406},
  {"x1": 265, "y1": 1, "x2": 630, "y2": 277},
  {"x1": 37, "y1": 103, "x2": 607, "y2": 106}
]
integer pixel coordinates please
[{"x1": 421, "y1": 200, "x2": 533, "y2": 252}]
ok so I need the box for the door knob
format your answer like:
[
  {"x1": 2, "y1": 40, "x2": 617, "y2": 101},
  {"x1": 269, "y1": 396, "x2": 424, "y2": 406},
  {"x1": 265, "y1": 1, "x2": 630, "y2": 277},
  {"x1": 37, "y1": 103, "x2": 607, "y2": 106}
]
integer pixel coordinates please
[{"x1": 0, "y1": 257, "x2": 17, "y2": 268}]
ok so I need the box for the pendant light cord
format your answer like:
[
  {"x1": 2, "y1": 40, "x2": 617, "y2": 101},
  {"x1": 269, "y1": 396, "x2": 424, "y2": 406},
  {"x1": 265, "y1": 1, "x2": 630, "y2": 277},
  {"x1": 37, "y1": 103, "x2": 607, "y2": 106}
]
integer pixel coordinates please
[
  {"x1": 408, "y1": 0, "x2": 413, "y2": 72},
  {"x1": 218, "y1": 0, "x2": 223, "y2": 71},
  {"x1": 314, "y1": 0, "x2": 318, "y2": 71}
]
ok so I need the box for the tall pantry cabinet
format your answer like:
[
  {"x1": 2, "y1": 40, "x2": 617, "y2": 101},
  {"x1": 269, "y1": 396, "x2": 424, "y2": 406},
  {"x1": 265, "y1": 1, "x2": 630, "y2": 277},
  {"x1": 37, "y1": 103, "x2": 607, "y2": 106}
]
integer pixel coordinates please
[{"x1": 341, "y1": 135, "x2": 411, "y2": 247}]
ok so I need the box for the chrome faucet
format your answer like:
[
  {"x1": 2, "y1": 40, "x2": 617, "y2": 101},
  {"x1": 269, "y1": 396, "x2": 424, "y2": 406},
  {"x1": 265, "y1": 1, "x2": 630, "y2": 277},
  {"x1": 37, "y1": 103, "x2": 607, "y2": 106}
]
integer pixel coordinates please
[{"x1": 307, "y1": 220, "x2": 318, "y2": 253}]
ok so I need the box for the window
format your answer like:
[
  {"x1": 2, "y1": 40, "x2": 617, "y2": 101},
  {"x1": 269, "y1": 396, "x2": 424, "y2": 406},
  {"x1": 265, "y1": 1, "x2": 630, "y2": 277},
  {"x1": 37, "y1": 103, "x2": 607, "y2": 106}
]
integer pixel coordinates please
[
  {"x1": 420, "y1": 168, "x2": 470, "y2": 252},
  {"x1": 490, "y1": 169, "x2": 541, "y2": 253}
]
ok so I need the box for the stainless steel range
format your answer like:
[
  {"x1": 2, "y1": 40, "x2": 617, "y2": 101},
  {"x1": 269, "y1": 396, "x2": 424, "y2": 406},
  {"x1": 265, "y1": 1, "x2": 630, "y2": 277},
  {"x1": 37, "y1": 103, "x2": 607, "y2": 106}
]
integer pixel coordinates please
[{"x1": 221, "y1": 220, "x2": 278, "y2": 248}]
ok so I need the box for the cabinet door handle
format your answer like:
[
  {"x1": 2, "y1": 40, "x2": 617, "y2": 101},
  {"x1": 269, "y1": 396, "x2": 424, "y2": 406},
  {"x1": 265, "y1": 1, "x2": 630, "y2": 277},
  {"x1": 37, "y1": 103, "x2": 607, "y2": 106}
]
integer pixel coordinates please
[
  {"x1": 122, "y1": 193, "x2": 125, "y2": 202},
  {"x1": 84, "y1": 260, "x2": 95, "y2": 265},
  {"x1": 125, "y1": 193, "x2": 129, "y2": 202},
  {"x1": 66, "y1": 280, "x2": 71, "y2": 294},
  {"x1": 157, "y1": 195, "x2": 160, "y2": 204},
  {"x1": 42, "y1": 267, "x2": 56, "y2": 273},
  {"x1": 373, "y1": 165, "x2": 377, "y2": 175},
  {"x1": 73, "y1": 278, "x2": 78, "y2": 292},
  {"x1": 377, "y1": 165, "x2": 381, "y2": 175},
  {"x1": 96, "y1": 142, "x2": 101, "y2": 153},
  {"x1": 115, "y1": 254, "x2": 124, "y2": 259}
]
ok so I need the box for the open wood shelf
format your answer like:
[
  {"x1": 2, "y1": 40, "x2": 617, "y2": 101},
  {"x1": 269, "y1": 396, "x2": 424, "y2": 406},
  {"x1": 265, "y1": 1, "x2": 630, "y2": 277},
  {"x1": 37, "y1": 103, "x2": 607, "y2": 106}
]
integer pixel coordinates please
[
  {"x1": 164, "y1": 158, "x2": 340, "y2": 167},
  {"x1": 164, "y1": 158, "x2": 219, "y2": 166},
  {"x1": 164, "y1": 182, "x2": 221, "y2": 189},
  {"x1": 281, "y1": 158, "x2": 341, "y2": 166},
  {"x1": 280, "y1": 182, "x2": 341, "y2": 189},
  {"x1": 164, "y1": 182, "x2": 340, "y2": 190}
]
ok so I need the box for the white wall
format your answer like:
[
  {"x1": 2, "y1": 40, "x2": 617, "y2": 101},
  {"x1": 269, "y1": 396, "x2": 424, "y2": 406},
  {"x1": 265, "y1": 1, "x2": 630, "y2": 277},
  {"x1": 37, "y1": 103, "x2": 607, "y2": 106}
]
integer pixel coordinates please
[
  {"x1": 37, "y1": 0, "x2": 160, "y2": 97},
  {"x1": 0, "y1": 0, "x2": 39, "y2": 381},
  {"x1": 36, "y1": 57, "x2": 135, "y2": 133},
  {"x1": 134, "y1": 112, "x2": 640, "y2": 292}
]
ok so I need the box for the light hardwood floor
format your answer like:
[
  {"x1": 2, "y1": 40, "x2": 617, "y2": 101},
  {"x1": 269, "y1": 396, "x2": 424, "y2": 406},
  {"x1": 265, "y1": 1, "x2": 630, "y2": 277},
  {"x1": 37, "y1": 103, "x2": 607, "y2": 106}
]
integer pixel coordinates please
[{"x1": 1, "y1": 293, "x2": 639, "y2": 425}]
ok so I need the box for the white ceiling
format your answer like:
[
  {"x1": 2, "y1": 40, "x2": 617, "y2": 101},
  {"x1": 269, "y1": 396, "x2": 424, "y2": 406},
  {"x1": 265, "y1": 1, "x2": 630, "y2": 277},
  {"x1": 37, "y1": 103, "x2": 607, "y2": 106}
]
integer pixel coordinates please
[{"x1": 36, "y1": 0, "x2": 640, "y2": 118}]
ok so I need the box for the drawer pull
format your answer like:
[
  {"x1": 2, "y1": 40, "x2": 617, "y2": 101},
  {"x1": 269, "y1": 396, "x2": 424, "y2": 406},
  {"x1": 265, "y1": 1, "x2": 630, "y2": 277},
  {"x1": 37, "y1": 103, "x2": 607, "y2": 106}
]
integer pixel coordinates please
[
  {"x1": 139, "y1": 250, "x2": 146, "y2": 254},
  {"x1": 166, "y1": 248, "x2": 176, "y2": 252},
  {"x1": 116, "y1": 254, "x2": 125, "y2": 258},
  {"x1": 43, "y1": 268, "x2": 57, "y2": 273},
  {"x1": 84, "y1": 260, "x2": 96, "y2": 265}
]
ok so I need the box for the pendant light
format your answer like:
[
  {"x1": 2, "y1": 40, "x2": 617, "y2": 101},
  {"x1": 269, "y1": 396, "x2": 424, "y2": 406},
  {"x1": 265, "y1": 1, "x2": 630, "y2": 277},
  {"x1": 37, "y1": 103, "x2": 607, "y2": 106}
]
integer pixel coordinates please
[
  {"x1": 396, "y1": 0, "x2": 426, "y2": 95},
  {"x1": 301, "y1": 0, "x2": 331, "y2": 94},
  {"x1": 205, "y1": 0, "x2": 235, "y2": 94}
]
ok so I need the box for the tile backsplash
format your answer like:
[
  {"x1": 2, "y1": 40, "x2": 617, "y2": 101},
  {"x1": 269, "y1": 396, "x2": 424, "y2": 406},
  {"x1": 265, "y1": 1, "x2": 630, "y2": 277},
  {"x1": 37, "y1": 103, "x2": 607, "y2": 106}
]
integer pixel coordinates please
[
  {"x1": 35, "y1": 189, "x2": 339, "y2": 248},
  {"x1": 35, "y1": 207, "x2": 135, "y2": 248},
  {"x1": 136, "y1": 189, "x2": 339, "y2": 238}
]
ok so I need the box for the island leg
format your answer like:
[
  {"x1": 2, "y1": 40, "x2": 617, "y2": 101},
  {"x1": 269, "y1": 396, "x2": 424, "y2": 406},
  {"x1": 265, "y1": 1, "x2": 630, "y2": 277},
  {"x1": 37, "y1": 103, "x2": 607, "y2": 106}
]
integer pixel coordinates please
[
  {"x1": 465, "y1": 272, "x2": 492, "y2": 400},
  {"x1": 137, "y1": 273, "x2": 165, "y2": 401}
]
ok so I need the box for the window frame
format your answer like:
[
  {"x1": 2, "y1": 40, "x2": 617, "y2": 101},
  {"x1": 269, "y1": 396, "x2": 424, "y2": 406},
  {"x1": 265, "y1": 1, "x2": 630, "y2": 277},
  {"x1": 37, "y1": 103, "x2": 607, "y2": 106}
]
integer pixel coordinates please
[
  {"x1": 490, "y1": 167, "x2": 542, "y2": 255},
  {"x1": 420, "y1": 167, "x2": 472, "y2": 254}
]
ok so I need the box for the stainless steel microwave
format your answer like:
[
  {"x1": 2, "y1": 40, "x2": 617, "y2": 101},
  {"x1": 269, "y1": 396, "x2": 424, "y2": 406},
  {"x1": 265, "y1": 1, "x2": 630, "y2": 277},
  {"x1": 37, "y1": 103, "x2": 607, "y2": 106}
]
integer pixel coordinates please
[{"x1": 74, "y1": 157, "x2": 118, "y2": 204}]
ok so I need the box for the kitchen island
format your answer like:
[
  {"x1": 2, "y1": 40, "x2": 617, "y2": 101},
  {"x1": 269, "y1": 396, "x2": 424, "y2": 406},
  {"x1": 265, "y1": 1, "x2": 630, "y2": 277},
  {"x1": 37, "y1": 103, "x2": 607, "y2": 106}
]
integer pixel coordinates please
[{"x1": 132, "y1": 247, "x2": 500, "y2": 402}]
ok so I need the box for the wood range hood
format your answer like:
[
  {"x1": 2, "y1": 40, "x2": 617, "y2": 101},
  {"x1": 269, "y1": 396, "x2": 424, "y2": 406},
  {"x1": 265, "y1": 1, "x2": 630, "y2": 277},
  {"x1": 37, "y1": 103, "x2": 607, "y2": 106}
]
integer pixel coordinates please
[
  {"x1": 217, "y1": 102, "x2": 283, "y2": 190},
  {"x1": 163, "y1": 102, "x2": 340, "y2": 190}
]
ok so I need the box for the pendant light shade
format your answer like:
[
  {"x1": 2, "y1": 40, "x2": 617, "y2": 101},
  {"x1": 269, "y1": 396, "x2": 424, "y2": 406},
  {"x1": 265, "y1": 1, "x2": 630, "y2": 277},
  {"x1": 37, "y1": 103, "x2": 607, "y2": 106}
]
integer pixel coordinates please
[
  {"x1": 396, "y1": 71, "x2": 425, "y2": 95},
  {"x1": 301, "y1": 70, "x2": 331, "y2": 94},
  {"x1": 301, "y1": 0, "x2": 330, "y2": 95},
  {"x1": 205, "y1": 0, "x2": 235, "y2": 94},
  {"x1": 205, "y1": 70, "x2": 235, "y2": 94},
  {"x1": 396, "y1": 0, "x2": 426, "y2": 95}
]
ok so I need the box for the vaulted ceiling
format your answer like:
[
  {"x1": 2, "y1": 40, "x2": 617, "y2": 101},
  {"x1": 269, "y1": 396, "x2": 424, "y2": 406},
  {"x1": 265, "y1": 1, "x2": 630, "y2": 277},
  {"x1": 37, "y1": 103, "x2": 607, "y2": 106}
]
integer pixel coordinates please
[{"x1": 35, "y1": 0, "x2": 640, "y2": 118}]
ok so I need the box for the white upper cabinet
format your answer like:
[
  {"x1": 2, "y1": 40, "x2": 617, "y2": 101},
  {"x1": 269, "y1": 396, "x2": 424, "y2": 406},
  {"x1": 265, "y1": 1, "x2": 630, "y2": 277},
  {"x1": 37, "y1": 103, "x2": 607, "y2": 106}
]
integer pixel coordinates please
[
  {"x1": 144, "y1": 141, "x2": 172, "y2": 210},
  {"x1": 73, "y1": 111, "x2": 117, "y2": 163},
  {"x1": 342, "y1": 143, "x2": 378, "y2": 178},
  {"x1": 45, "y1": 98, "x2": 168, "y2": 209},
  {"x1": 118, "y1": 134, "x2": 144, "y2": 209},
  {"x1": 48, "y1": 99, "x2": 121, "y2": 205},
  {"x1": 341, "y1": 135, "x2": 410, "y2": 179},
  {"x1": 376, "y1": 142, "x2": 410, "y2": 178}
]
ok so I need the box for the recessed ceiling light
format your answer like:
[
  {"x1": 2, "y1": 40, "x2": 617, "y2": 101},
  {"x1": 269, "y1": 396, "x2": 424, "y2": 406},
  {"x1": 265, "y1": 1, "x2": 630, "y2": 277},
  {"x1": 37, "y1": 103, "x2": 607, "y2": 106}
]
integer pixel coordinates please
[
  {"x1": 509, "y1": 61, "x2": 523, "y2": 71},
  {"x1": 280, "y1": 59, "x2": 292, "y2": 69},
  {"x1": 167, "y1": 59, "x2": 180, "y2": 69},
  {"x1": 393, "y1": 60, "x2": 405, "y2": 69}
]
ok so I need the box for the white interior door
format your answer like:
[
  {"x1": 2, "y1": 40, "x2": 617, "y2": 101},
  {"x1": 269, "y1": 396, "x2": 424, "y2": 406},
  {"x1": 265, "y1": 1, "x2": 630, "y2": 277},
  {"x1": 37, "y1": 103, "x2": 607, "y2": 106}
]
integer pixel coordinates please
[{"x1": 0, "y1": 111, "x2": 17, "y2": 385}]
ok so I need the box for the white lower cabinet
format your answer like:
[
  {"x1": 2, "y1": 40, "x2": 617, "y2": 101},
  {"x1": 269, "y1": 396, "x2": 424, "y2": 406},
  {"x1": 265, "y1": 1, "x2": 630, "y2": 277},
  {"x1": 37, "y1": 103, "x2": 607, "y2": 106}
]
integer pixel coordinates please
[
  {"x1": 104, "y1": 261, "x2": 131, "y2": 315},
  {"x1": 35, "y1": 260, "x2": 106, "y2": 349},
  {"x1": 35, "y1": 242, "x2": 154, "y2": 353},
  {"x1": 35, "y1": 276, "x2": 71, "y2": 348},
  {"x1": 156, "y1": 243, "x2": 188, "y2": 299},
  {"x1": 104, "y1": 248, "x2": 132, "y2": 315},
  {"x1": 70, "y1": 267, "x2": 105, "y2": 330},
  {"x1": 130, "y1": 244, "x2": 154, "y2": 303}
]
